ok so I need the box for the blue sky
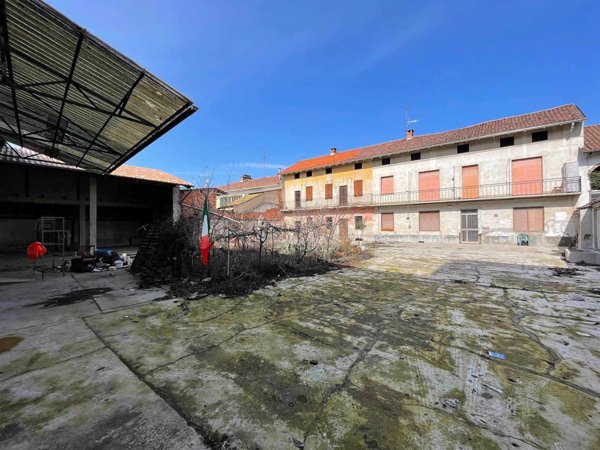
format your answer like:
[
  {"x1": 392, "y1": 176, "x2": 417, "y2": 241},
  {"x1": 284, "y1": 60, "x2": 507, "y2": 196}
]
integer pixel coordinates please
[{"x1": 51, "y1": 0, "x2": 600, "y2": 186}]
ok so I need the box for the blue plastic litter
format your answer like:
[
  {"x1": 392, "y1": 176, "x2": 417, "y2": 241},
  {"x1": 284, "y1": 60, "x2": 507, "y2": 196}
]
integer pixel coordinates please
[{"x1": 488, "y1": 351, "x2": 506, "y2": 360}]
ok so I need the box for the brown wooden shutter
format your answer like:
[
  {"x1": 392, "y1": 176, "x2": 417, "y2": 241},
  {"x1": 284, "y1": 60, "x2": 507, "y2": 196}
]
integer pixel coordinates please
[
  {"x1": 512, "y1": 157, "x2": 542, "y2": 195},
  {"x1": 325, "y1": 183, "x2": 333, "y2": 199},
  {"x1": 419, "y1": 211, "x2": 440, "y2": 231},
  {"x1": 294, "y1": 190, "x2": 301, "y2": 208},
  {"x1": 419, "y1": 170, "x2": 440, "y2": 201},
  {"x1": 461, "y1": 165, "x2": 479, "y2": 199},
  {"x1": 528, "y1": 207, "x2": 544, "y2": 231},
  {"x1": 306, "y1": 185, "x2": 313, "y2": 201},
  {"x1": 513, "y1": 208, "x2": 528, "y2": 231},
  {"x1": 381, "y1": 213, "x2": 394, "y2": 231},
  {"x1": 380, "y1": 176, "x2": 394, "y2": 195},
  {"x1": 354, "y1": 179, "x2": 363, "y2": 197}
]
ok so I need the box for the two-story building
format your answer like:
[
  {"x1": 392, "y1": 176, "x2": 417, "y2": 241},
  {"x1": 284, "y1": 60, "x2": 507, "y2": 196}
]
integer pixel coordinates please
[{"x1": 280, "y1": 105, "x2": 587, "y2": 247}]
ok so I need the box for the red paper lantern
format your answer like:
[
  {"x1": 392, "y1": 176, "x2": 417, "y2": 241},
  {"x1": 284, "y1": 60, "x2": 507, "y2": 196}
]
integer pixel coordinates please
[{"x1": 26, "y1": 241, "x2": 48, "y2": 260}]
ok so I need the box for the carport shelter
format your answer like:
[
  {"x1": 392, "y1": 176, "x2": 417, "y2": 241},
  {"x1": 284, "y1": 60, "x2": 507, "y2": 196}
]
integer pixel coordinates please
[{"x1": 0, "y1": 0, "x2": 196, "y2": 252}]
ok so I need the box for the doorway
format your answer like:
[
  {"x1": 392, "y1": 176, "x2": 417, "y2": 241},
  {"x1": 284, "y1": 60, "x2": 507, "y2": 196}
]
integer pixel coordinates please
[
  {"x1": 461, "y1": 210, "x2": 479, "y2": 243},
  {"x1": 339, "y1": 185, "x2": 348, "y2": 206},
  {"x1": 339, "y1": 218, "x2": 349, "y2": 241}
]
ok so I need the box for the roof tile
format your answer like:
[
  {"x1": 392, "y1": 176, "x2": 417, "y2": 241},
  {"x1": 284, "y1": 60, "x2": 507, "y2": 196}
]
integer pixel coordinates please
[
  {"x1": 583, "y1": 124, "x2": 600, "y2": 153},
  {"x1": 281, "y1": 104, "x2": 586, "y2": 174}
]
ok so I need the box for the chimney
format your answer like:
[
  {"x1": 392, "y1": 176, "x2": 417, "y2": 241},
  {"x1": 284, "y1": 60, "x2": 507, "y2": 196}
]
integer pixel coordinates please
[
  {"x1": 240, "y1": 174, "x2": 252, "y2": 182},
  {"x1": 330, "y1": 147, "x2": 337, "y2": 156},
  {"x1": 406, "y1": 129, "x2": 414, "y2": 140}
]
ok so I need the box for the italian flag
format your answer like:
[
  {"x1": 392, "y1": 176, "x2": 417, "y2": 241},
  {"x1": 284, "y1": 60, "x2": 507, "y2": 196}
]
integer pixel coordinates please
[{"x1": 200, "y1": 198, "x2": 212, "y2": 266}]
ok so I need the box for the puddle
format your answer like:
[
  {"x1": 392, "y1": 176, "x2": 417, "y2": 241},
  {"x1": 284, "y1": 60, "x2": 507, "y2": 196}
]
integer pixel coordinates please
[
  {"x1": 25, "y1": 288, "x2": 111, "y2": 308},
  {"x1": 0, "y1": 336, "x2": 23, "y2": 353}
]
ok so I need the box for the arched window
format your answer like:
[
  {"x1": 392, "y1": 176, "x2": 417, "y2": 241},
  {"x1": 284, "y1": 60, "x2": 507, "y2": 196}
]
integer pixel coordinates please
[{"x1": 590, "y1": 166, "x2": 600, "y2": 190}]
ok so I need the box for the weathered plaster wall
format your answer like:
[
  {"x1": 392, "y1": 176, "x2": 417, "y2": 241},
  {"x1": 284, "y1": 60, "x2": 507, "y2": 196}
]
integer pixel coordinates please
[
  {"x1": 370, "y1": 123, "x2": 582, "y2": 194},
  {"x1": 372, "y1": 197, "x2": 577, "y2": 247},
  {"x1": 282, "y1": 160, "x2": 373, "y2": 209}
]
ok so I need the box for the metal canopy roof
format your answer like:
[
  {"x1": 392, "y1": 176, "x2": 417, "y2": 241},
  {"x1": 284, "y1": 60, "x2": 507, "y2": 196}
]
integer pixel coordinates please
[{"x1": 0, "y1": 0, "x2": 197, "y2": 173}]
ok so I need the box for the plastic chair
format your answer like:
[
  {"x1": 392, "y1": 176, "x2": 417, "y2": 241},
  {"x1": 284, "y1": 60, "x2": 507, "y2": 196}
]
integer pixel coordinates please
[{"x1": 517, "y1": 234, "x2": 530, "y2": 246}]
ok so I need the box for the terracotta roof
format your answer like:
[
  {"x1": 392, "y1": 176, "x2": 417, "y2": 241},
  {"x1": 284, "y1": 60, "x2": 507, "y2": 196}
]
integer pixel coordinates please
[
  {"x1": 1, "y1": 145, "x2": 192, "y2": 186},
  {"x1": 281, "y1": 104, "x2": 586, "y2": 174},
  {"x1": 112, "y1": 165, "x2": 192, "y2": 186},
  {"x1": 583, "y1": 124, "x2": 600, "y2": 153},
  {"x1": 219, "y1": 175, "x2": 280, "y2": 192}
]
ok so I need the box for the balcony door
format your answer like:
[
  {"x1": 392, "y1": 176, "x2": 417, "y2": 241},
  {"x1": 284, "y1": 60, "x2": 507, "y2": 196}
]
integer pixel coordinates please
[
  {"x1": 419, "y1": 170, "x2": 440, "y2": 201},
  {"x1": 512, "y1": 157, "x2": 542, "y2": 195},
  {"x1": 339, "y1": 185, "x2": 348, "y2": 206},
  {"x1": 294, "y1": 190, "x2": 301, "y2": 208},
  {"x1": 462, "y1": 165, "x2": 479, "y2": 199}
]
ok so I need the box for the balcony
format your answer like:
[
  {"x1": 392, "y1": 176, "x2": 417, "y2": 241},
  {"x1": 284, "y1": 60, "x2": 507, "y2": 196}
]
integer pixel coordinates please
[{"x1": 284, "y1": 177, "x2": 581, "y2": 211}]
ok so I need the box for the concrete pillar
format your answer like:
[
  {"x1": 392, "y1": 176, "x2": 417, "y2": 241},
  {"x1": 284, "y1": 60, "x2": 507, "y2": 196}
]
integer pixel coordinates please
[
  {"x1": 172, "y1": 186, "x2": 181, "y2": 222},
  {"x1": 89, "y1": 177, "x2": 97, "y2": 251},
  {"x1": 78, "y1": 203, "x2": 86, "y2": 248}
]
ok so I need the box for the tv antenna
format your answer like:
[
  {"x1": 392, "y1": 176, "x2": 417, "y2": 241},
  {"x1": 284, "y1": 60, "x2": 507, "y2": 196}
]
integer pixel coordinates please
[{"x1": 405, "y1": 111, "x2": 419, "y2": 130}]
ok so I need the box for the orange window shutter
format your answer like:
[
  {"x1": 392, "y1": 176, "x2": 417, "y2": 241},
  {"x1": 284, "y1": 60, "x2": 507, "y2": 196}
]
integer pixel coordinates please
[
  {"x1": 419, "y1": 170, "x2": 440, "y2": 201},
  {"x1": 511, "y1": 157, "x2": 543, "y2": 195},
  {"x1": 354, "y1": 179, "x2": 363, "y2": 197},
  {"x1": 381, "y1": 176, "x2": 394, "y2": 195},
  {"x1": 306, "y1": 186, "x2": 313, "y2": 201},
  {"x1": 419, "y1": 211, "x2": 440, "y2": 231},
  {"x1": 461, "y1": 165, "x2": 479, "y2": 199},
  {"x1": 325, "y1": 183, "x2": 333, "y2": 199},
  {"x1": 381, "y1": 213, "x2": 394, "y2": 231}
]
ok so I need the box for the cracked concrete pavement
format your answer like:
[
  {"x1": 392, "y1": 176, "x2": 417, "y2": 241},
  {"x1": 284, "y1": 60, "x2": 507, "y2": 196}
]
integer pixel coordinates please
[{"x1": 1, "y1": 243, "x2": 600, "y2": 449}]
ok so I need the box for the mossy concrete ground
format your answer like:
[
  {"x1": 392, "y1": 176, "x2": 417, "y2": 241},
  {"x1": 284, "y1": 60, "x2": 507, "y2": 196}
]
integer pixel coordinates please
[{"x1": 2, "y1": 243, "x2": 600, "y2": 449}]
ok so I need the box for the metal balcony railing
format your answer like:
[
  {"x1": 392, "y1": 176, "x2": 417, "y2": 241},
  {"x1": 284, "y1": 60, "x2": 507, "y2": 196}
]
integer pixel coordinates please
[{"x1": 284, "y1": 176, "x2": 581, "y2": 210}]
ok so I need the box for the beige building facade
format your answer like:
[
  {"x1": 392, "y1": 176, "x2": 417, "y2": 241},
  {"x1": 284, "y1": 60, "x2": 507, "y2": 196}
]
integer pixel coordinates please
[{"x1": 281, "y1": 105, "x2": 590, "y2": 247}]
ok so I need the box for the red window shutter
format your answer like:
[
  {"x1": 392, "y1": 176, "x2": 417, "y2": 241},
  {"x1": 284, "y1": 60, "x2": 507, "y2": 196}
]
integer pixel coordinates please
[
  {"x1": 513, "y1": 208, "x2": 528, "y2": 231},
  {"x1": 306, "y1": 186, "x2": 313, "y2": 201},
  {"x1": 462, "y1": 165, "x2": 479, "y2": 199},
  {"x1": 354, "y1": 179, "x2": 363, "y2": 197},
  {"x1": 381, "y1": 176, "x2": 394, "y2": 195},
  {"x1": 419, "y1": 211, "x2": 440, "y2": 231},
  {"x1": 512, "y1": 157, "x2": 543, "y2": 195},
  {"x1": 381, "y1": 213, "x2": 394, "y2": 231},
  {"x1": 419, "y1": 170, "x2": 440, "y2": 201},
  {"x1": 325, "y1": 183, "x2": 333, "y2": 199}
]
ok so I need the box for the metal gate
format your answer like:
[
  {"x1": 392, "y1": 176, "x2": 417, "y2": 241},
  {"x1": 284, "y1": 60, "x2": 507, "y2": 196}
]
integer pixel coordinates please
[{"x1": 461, "y1": 210, "x2": 479, "y2": 243}]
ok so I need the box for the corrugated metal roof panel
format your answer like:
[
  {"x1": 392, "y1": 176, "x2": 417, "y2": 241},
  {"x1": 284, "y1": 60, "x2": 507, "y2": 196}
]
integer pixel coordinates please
[{"x1": 0, "y1": 0, "x2": 197, "y2": 173}]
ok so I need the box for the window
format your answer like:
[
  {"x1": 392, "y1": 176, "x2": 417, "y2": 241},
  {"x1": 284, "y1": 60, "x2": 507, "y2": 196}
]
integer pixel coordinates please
[
  {"x1": 355, "y1": 215, "x2": 364, "y2": 229},
  {"x1": 380, "y1": 176, "x2": 394, "y2": 195},
  {"x1": 326, "y1": 167, "x2": 332, "y2": 174},
  {"x1": 305, "y1": 185, "x2": 313, "y2": 202},
  {"x1": 381, "y1": 213, "x2": 394, "y2": 231},
  {"x1": 419, "y1": 211, "x2": 440, "y2": 231},
  {"x1": 325, "y1": 183, "x2": 333, "y2": 199},
  {"x1": 513, "y1": 207, "x2": 544, "y2": 232},
  {"x1": 500, "y1": 136, "x2": 514, "y2": 147},
  {"x1": 354, "y1": 179, "x2": 363, "y2": 197},
  {"x1": 306, "y1": 170, "x2": 313, "y2": 177},
  {"x1": 457, "y1": 144, "x2": 469, "y2": 154},
  {"x1": 354, "y1": 162, "x2": 363, "y2": 170},
  {"x1": 411, "y1": 152, "x2": 421, "y2": 161},
  {"x1": 294, "y1": 190, "x2": 301, "y2": 208},
  {"x1": 382, "y1": 157, "x2": 391, "y2": 165},
  {"x1": 532, "y1": 131, "x2": 548, "y2": 142},
  {"x1": 326, "y1": 217, "x2": 333, "y2": 229},
  {"x1": 294, "y1": 173, "x2": 300, "y2": 179},
  {"x1": 511, "y1": 157, "x2": 543, "y2": 195},
  {"x1": 294, "y1": 220, "x2": 301, "y2": 229}
]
